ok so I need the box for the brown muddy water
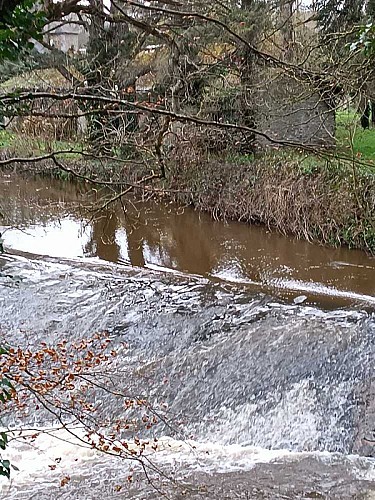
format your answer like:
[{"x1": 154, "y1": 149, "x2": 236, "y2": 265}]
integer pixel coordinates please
[
  {"x1": 0, "y1": 172, "x2": 374, "y2": 499},
  {"x1": 0, "y1": 173, "x2": 374, "y2": 309}
]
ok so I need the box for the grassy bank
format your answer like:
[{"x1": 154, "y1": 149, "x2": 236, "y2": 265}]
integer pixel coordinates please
[
  {"x1": 0, "y1": 130, "x2": 81, "y2": 160},
  {"x1": 160, "y1": 114, "x2": 375, "y2": 253},
  {"x1": 336, "y1": 111, "x2": 375, "y2": 165},
  {"x1": 1, "y1": 129, "x2": 375, "y2": 254},
  {"x1": 165, "y1": 148, "x2": 375, "y2": 253}
]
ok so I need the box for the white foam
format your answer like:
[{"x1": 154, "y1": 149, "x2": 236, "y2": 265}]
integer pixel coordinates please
[
  {"x1": 0, "y1": 427, "x2": 101, "y2": 495},
  {"x1": 268, "y1": 277, "x2": 375, "y2": 305},
  {"x1": 1, "y1": 426, "x2": 375, "y2": 498}
]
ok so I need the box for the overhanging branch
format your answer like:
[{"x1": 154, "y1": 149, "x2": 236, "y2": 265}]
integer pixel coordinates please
[{"x1": 0, "y1": 90, "x2": 330, "y2": 152}]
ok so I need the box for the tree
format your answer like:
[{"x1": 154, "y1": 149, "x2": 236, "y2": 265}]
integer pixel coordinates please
[
  {"x1": 314, "y1": 0, "x2": 364, "y2": 33},
  {"x1": 313, "y1": 0, "x2": 375, "y2": 126},
  {"x1": 0, "y1": 0, "x2": 373, "y2": 241},
  {"x1": 0, "y1": 332, "x2": 172, "y2": 481},
  {"x1": 0, "y1": 0, "x2": 374, "y2": 484},
  {"x1": 0, "y1": 0, "x2": 46, "y2": 60}
]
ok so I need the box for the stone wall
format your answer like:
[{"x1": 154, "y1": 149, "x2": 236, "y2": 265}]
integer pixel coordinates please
[
  {"x1": 254, "y1": 76, "x2": 335, "y2": 148},
  {"x1": 196, "y1": 74, "x2": 335, "y2": 151}
]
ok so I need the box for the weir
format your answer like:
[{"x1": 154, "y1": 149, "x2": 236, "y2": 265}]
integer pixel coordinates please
[{"x1": 0, "y1": 173, "x2": 374, "y2": 499}]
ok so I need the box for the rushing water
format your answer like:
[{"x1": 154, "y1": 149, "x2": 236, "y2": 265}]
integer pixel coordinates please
[{"x1": 0, "y1": 173, "x2": 374, "y2": 499}]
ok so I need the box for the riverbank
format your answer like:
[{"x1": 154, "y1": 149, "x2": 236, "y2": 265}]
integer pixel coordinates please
[
  {"x1": 167, "y1": 148, "x2": 375, "y2": 254},
  {"x1": 0, "y1": 130, "x2": 374, "y2": 254}
]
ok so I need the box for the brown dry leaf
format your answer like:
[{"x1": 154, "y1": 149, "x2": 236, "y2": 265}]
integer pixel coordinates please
[{"x1": 60, "y1": 476, "x2": 71, "y2": 487}]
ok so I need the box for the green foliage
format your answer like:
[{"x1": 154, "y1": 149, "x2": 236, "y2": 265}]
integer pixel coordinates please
[
  {"x1": 226, "y1": 152, "x2": 255, "y2": 165},
  {"x1": 0, "y1": 53, "x2": 37, "y2": 84},
  {"x1": 0, "y1": 432, "x2": 8, "y2": 451},
  {"x1": 350, "y1": 22, "x2": 375, "y2": 55},
  {"x1": 0, "y1": 459, "x2": 10, "y2": 479},
  {"x1": 0, "y1": 130, "x2": 15, "y2": 148},
  {"x1": 348, "y1": 0, "x2": 375, "y2": 55},
  {"x1": 297, "y1": 157, "x2": 321, "y2": 176},
  {"x1": 51, "y1": 169, "x2": 72, "y2": 181},
  {"x1": 202, "y1": 86, "x2": 241, "y2": 119},
  {"x1": 315, "y1": 0, "x2": 364, "y2": 34},
  {"x1": 0, "y1": 346, "x2": 13, "y2": 406},
  {"x1": 338, "y1": 217, "x2": 375, "y2": 250},
  {"x1": 0, "y1": 376, "x2": 13, "y2": 404},
  {"x1": 0, "y1": 0, "x2": 46, "y2": 61},
  {"x1": 0, "y1": 345, "x2": 12, "y2": 479}
]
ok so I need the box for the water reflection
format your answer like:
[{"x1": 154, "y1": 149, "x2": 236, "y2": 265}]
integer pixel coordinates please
[
  {"x1": 1, "y1": 173, "x2": 374, "y2": 307},
  {"x1": 86, "y1": 212, "x2": 120, "y2": 263},
  {"x1": 4, "y1": 219, "x2": 92, "y2": 258}
]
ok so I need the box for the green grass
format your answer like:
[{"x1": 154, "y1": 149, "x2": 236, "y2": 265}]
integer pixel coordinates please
[
  {"x1": 0, "y1": 130, "x2": 82, "y2": 159},
  {"x1": 336, "y1": 111, "x2": 375, "y2": 164},
  {"x1": 0, "y1": 129, "x2": 16, "y2": 149},
  {"x1": 227, "y1": 112, "x2": 375, "y2": 176}
]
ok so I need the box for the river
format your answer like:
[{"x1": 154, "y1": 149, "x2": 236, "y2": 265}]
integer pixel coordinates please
[{"x1": 0, "y1": 173, "x2": 374, "y2": 499}]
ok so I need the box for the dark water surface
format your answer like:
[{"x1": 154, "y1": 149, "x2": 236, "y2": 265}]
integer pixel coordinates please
[
  {"x1": 0, "y1": 173, "x2": 374, "y2": 499},
  {"x1": 0, "y1": 173, "x2": 374, "y2": 309}
]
